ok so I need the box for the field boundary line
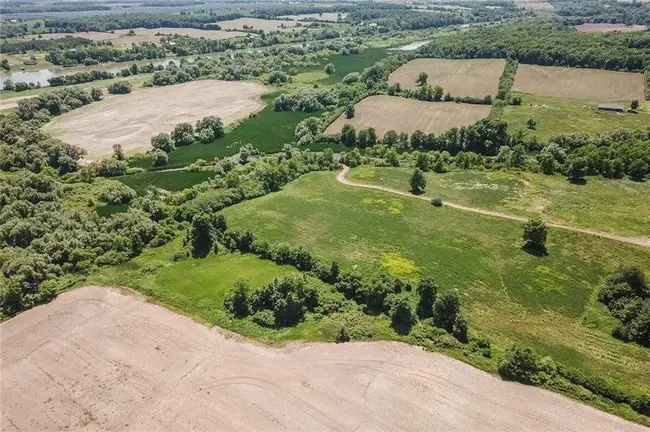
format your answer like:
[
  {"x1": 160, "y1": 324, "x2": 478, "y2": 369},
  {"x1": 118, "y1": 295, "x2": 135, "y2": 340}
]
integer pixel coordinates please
[{"x1": 337, "y1": 166, "x2": 650, "y2": 248}]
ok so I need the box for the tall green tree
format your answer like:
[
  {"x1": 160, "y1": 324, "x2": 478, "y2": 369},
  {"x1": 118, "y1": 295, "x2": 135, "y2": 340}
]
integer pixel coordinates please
[{"x1": 409, "y1": 168, "x2": 426, "y2": 194}]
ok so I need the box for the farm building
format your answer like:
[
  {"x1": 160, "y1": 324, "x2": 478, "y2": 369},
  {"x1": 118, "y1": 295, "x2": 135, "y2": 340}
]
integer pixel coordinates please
[{"x1": 597, "y1": 104, "x2": 624, "y2": 112}]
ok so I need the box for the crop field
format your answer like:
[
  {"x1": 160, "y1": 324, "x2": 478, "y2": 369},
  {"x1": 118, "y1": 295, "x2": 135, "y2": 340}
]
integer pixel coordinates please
[
  {"x1": 512, "y1": 65, "x2": 645, "y2": 101},
  {"x1": 575, "y1": 24, "x2": 648, "y2": 32},
  {"x1": 222, "y1": 171, "x2": 650, "y2": 411},
  {"x1": 217, "y1": 18, "x2": 301, "y2": 32},
  {"x1": 116, "y1": 170, "x2": 216, "y2": 195},
  {"x1": 44, "y1": 80, "x2": 268, "y2": 160},
  {"x1": 290, "y1": 47, "x2": 389, "y2": 85},
  {"x1": 325, "y1": 95, "x2": 491, "y2": 137},
  {"x1": 347, "y1": 166, "x2": 650, "y2": 238},
  {"x1": 4, "y1": 286, "x2": 641, "y2": 431},
  {"x1": 502, "y1": 93, "x2": 650, "y2": 141},
  {"x1": 34, "y1": 28, "x2": 248, "y2": 45},
  {"x1": 389, "y1": 59, "x2": 506, "y2": 96},
  {"x1": 278, "y1": 12, "x2": 345, "y2": 21}
]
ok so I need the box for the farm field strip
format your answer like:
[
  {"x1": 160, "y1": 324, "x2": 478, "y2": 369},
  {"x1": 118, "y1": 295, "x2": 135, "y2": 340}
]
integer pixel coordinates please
[
  {"x1": 325, "y1": 95, "x2": 491, "y2": 137},
  {"x1": 217, "y1": 18, "x2": 301, "y2": 32},
  {"x1": 513, "y1": 64, "x2": 645, "y2": 101},
  {"x1": 43, "y1": 80, "x2": 268, "y2": 160},
  {"x1": 575, "y1": 24, "x2": 648, "y2": 32},
  {"x1": 388, "y1": 58, "x2": 506, "y2": 96}
]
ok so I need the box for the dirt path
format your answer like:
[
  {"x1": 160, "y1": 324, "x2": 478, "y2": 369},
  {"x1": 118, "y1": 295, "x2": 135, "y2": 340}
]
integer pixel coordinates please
[
  {"x1": 2, "y1": 286, "x2": 646, "y2": 431},
  {"x1": 337, "y1": 166, "x2": 650, "y2": 248}
]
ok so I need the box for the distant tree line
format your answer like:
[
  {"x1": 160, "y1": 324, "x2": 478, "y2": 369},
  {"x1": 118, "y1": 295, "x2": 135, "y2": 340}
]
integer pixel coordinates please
[
  {"x1": 418, "y1": 23, "x2": 650, "y2": 72},
  {"x1": 1, "y1": 2, "x2": 111, "y2": 14},
  {"x1": 46, "y1": 43, "x2": 166, "y2": 67},
  {"x1": 0, "y1": 37, "x2": 94, "y2": 55},
  {"x1": 557, "y1": 0, "x2": 650, "y2": 26}
]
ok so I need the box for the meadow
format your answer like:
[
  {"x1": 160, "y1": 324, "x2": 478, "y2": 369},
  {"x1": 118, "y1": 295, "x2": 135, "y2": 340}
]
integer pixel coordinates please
[
  {"x1": 347, "y1": 166, "x2": 650, "y2": 238},
  {"x1": 388, "y1": 58, "x2": 505, "y2": 96},
  {"x1": 513, "y1": 65, "x2": 645, "y2": 101},
  {"x1": 221, "y1": 171, "x2": 650, "y2": 407},
  {"x1": 290, "y1": 47, "x2": 389, "y2": 85},
  {"x1": 116, "y1": 169, "x2": 216, "y2": 195},
  {"x1": 325, "y1": 95, "x2": 491, "y2": 137},
  {"x1": 502, "y1": 93, "x2": 650, "y2": 141}
]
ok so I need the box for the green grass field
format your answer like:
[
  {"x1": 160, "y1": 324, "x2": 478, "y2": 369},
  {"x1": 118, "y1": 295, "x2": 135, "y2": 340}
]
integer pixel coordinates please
[
  {"x1": 348, "y1": 167, "x2": 650, "y2": 238},
  {"x1": 116, "y1": 169, "x2": 215, "y2": 195},
  {"x1": 129, "y1": 93, "x2": 324, "y2": 170},
  {"x1": 89, "y1": 238, "x2": 394, "y2": 342},
  {"x1": 502, "y1": 93, "x2": 650, "y2": 141},
  {"x1": 290, "y1": 48, "x2": 389, "y2": 85},
  {"x1": 221, "y1": 171, "x2": 650, "y2": 405}
]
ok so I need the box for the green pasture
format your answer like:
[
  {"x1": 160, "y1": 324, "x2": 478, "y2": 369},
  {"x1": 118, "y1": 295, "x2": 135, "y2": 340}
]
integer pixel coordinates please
[
  {"x1": 290, "y1": 47, "x2": 389, "y2": 85},
  {"x1": 222, "y1": 171, "x2": 650, "y2": 401},
  {"x1": 348, "y1": 167, "x2": 650, "y2": 238},
  {"x1": 116, "y1": 169, "x2": 215, "y2": 195},
  {"x1": 502, "y1": 93, "x2": 650, "y2": 142}
]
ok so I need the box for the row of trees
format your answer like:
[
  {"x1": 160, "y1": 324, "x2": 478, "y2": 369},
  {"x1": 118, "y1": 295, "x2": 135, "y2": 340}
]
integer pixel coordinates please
[{"x1": 45, "y1": 43, "x2": 166, "y2": 67}]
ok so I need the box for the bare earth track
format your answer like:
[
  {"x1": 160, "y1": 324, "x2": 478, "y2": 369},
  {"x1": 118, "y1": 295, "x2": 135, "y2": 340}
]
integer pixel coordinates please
[
  {"x1": 338, "y1": 167, "x2": 650, "y2": 248},
  {"x1": 1, "y1": 286, "x2": 646, "y2": 431},
  {"x1": 43, "y1": 80, "x2": 268, "y2": 160}
]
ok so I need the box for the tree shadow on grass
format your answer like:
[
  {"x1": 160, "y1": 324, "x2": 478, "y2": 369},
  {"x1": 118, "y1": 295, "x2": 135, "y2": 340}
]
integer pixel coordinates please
[
  {"x1": 522, "y1": 244, "x2": 548, "y2": 257},
  {"x1": 567, "y1": 178, "x2": 587, "y2": 186}
]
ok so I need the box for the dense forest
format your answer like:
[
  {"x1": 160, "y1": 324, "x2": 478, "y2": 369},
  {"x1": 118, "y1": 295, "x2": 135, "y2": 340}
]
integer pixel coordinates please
[
  {"x1": 419, "y1": 23, "x2": 650, "y2": 72},
  {"x1": 557, "y1": 0, "x2": 650, "y2": 26}
]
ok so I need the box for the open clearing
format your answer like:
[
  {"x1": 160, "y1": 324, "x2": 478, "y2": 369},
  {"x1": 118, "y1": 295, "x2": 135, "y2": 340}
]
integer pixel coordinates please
[
  {"x1": 513, "y1": 65, "x2": 645, "y2": 101},
  {"x1": 43, "y1": 80, "x2": 268, "y2": 160},
  {"x1": 34, "y1": 28, "x2": 247, "y2": 45},
  {"x1": 1, "y1": 286, "x2": 645, "y2": 432},
  {"x1": 217, "y1": 18, "x2": 301, "y2": 32},
  {"x1": 325, "y1": 95, "x2": 491, "y2": 137},
  {"x1": 516, "y1": 1, "x2": 554, "y2": 9},
  {"x1": 223, "y1": 172, "x2": 650, "y2": 412},
  {"x1": 575, "y1": 23, "x2": 648, "y2": 32},
  {"x1": 503, "y1": 93, "x2": 650, "y2": 141},
  {"x1": 347, "y1": 166, "x2": 650, "y2": 240},
  {"x1": 277, "y1": 12, "x2": 345, "y2": 21},
  {"x1": 389, "y1": 58, "x2": 505, "y2": 96}
]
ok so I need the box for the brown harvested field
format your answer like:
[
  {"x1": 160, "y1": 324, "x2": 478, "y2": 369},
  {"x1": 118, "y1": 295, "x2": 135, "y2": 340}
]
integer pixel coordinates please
[
  {"x1": 2, "y1": 286, "x2": 646, "y2": 432},
  {"x1": 277, "y1": 12, "x2": 345, "y2": 21},
  {"x1": 325, "y1": 95, "x2": 491, "y2": 137},
  {"x1": 516, "y1": 1, "x2": 554, "y2": 9},
  {"x1": 43, "y1": 80, "x2": 268, "y2": 160},
  {"x1": 34, "y1": 28, "x2": 247, "y2": 46},
  {"x1": 575, "y1": 23, "x2": 648, "y2": 33},
  {"x1": 513, "y1": 65, "x2": 645, "y2": 101},
  {"x1": 217, "y1": 17, "x2": 301, "y2": 32},
  {"x1": 389, "y1": 58, "x2": 506, "y2": 97}
]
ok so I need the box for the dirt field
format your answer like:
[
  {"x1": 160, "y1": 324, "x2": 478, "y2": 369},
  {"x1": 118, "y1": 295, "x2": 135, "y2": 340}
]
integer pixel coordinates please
[
  {"x1": 326, "y1": 95, "x2": 492, "y2": 137},
  {"x1": 217, "y1": 18, "x2": 301, "y2": 32},
  {"x1": 389, "y1": 58, "x2": 506, "y2": 97},
  {"x1": 512, "y1": 64, "x2": 645, "y2": 101},
  {"x1": 34, "y1": 28, "x2": 247, "y2": 46},
  {"x1": 1, "y1": 286, "x2": 645, "y2": 432},
  {"x1": 516, "y1": 1, "x2": 554, "y2": 9},
  {"x1": 575, "y1": 23, "x2": 648, "y2": 32},
  {"x1": 43, "y1": 80, "x2": 268, "y2": 160},
  {"x1": 277, "y1": 12, "x2": 345, "y2": 21}
]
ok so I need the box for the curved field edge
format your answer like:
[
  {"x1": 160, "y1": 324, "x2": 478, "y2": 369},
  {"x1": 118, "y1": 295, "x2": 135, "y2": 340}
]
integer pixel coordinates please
[
  {"x1": 219, "y1": 172, "x2": 650, "y2": 411},
  {"x1": 347, "y1": 166, "x2": 650, "y2": 239}
]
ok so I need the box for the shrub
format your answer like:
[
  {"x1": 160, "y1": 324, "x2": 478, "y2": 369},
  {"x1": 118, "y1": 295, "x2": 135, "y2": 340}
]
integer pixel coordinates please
[
  {"x1": 152, "y1": 149, "x2": 168, "y2": 166},
  {"x1": 389, "y1": 295, "x2": 417, "y2": 334},
  {"x1": 498, "y1": 345, "x2": 541, "y2": 384},
  {"x1": 252, "y1": 310, "x2": 275, "y2": 327},
  {"x1": 324, "y1": 63, "x2": 335, "y2": 75},
  {"x1": 433, "y1": 289, "x2": 460, "y2": 332},
  {"x1": 522, "y1": 218, "x2": 547, "y2": 252},
  {"x1": 107, "y1": 80, "x2": 132, "y2": 95},
  {"x1": 409, "y1": 169, "x2": 426, "y2": 194},
  {"x1": 151, "y1": 132, "x2": 174, "y2": 152},
  {"x1": 335, "y1": 326, "x2": 351, "y2": 343},
  {"x1": 416, "y1": 277, "x2": 437, "y2": 318},
  {"x1": 224, "y1": 279, "x2": 250, "y2": 317},
  {"x1": 99, "y1": 183, "x2": 136, "y2": 204},
  {"x1": 430, "y1": 197, "x2": 443, "y2": 207}
]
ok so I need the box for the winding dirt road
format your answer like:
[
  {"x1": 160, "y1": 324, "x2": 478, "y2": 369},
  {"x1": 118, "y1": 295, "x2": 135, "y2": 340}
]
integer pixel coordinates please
[
  {"x1": 2, "y1": 286, "x2": 646, "y2": 431},
  {"x1": 337, "y1": 166, "x2": 650, "y2": 248}
]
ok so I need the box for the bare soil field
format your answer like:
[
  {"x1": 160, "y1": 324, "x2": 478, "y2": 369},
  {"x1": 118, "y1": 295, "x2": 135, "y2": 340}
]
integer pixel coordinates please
[
  {"x1": 43, "y1": 80, "x2": 268, "y2": 160},
  {"x1": 575, "y1": 23, "x2": 648, "y2": 33},
  {"x1": 516, "y1": 1, "x2": 554, "y2": 9},
  {"x1": 389, "y1": 58, "x2": 506, "y2": 96},
  {"x1": 217, "y1": 17, "x2": 301, "y2": 32},
  {"x1": 1, "y1": 286, "x2": 645, "y2": 432},
  {"x1": 35, "y1": 28, "x2": 247, "y2": 46},
  {"x1": 277, "y1": 12, "x2": 345, "y2": 21},
  {"x1": 326, "y1": 95, "x2": 491, "y2": 137},
  {"x1": 513, "y1": 64, "x2": 645, "y2": 101}
]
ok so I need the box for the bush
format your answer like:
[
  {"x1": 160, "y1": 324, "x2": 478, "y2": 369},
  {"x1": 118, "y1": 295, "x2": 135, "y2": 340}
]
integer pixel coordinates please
[
  {"x1": 252, "y1": 310, "x2": 275, "y2": 328},
  {"x1": 152, "y1": 149, "x2": 168, "y2": 166},
  {"x1": 224, "y1": 279, "x2": 250, "y2": 317},
  {"x1": 433, "y1": 289, "x2": 460, "y2": 332},
  {"x1": 335, "y1": 326, "x2": 351, "y2": 343},
  {"x1": 409, "y1": 168, "x2": 426, "y2": 194},
  {"x1": 99, "y1": 183, "x2": 136, "y2": 204},
  {"x1": 107, "y1": 80, "x2": 132, "y2": 95},
  {"x1": 151, "y1": 132, "x2": 174, "y2": 152},
  {"x1": 389, "y1": 295, "x2": 417, "y2": 334},
  {"x1": 498, "y1": 345, "x2": 541, "y2": 384},
  {"x1": 522, "y1": 218, "x2": 547, "y2": 252},
  {"x1": 430, "y1": 197, "x2": 443, "y2": 207}
]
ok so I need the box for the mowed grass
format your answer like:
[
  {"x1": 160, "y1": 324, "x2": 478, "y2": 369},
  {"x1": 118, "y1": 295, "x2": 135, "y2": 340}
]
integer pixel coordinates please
[
  {"x1": 222, "y1": 171, "x2": 650, "y2": 399},
  {"x1": 348, "y1": 166, "x2": 650, "y2": 237},
  {"x1": 89, "y1": 238, "x2": 393, "y2": 342},
  {"x1": 503, "y1": 93, "x2": 650, "y2": 141},
  {"x1": 116, "y1": 169, "x2": 215, "y2": 195}
]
